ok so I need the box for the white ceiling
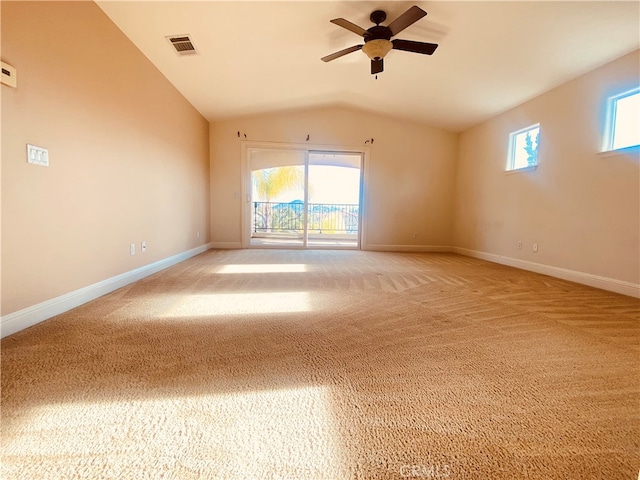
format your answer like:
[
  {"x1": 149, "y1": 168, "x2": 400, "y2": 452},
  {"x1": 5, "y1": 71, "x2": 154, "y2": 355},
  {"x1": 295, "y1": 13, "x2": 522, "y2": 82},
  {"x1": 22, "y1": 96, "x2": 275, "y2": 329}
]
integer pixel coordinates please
[{"x1": 96, "y1": 1, "x2": 640, "y2": 132}]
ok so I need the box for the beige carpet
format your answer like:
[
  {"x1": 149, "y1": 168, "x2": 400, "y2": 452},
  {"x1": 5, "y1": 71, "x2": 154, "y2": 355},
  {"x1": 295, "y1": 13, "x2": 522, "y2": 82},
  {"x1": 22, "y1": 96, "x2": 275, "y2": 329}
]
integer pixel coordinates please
[{"x1": 1, "y1": 249, "x2": 639, "y2": 479}]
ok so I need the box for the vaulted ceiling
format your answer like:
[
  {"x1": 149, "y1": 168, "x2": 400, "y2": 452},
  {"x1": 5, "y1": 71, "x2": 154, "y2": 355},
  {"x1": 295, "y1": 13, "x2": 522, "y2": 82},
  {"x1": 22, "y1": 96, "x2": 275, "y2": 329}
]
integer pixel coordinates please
[{"x1": 97, "y1": 1, "x2": 640, "y2": 132}]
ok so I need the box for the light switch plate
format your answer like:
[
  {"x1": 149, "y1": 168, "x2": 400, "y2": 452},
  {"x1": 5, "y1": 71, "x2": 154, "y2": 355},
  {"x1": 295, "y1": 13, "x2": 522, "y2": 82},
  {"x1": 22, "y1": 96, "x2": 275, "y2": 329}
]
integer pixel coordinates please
[
  {"x1": 27, "y1": 144, "x2": 49, "y2": 166},
  {"x1": 1, "y1": 62, "x2": 17, "y2": 88}
]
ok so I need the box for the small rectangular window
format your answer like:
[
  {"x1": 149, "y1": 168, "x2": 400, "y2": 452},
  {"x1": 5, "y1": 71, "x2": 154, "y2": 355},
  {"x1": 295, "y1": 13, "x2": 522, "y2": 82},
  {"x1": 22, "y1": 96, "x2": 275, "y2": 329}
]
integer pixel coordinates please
[
  {"x1": 507, "y1": 124, "x2": 540, "y2": 171},
  {"x1": 603, "y1": 87, "x2": 640, "y2": 151}
]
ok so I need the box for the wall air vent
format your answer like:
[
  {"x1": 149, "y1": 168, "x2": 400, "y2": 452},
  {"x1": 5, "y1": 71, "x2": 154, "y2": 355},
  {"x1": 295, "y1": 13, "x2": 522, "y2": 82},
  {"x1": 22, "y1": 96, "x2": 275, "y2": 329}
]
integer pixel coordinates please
[{"x1": 166, "y1": 35, "x2": 198, "y2": 56}]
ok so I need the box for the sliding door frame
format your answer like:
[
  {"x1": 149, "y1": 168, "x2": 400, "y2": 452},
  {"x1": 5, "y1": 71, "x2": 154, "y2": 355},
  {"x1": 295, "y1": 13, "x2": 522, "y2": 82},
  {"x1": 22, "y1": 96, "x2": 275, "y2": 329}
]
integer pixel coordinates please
[{"x1": 240, "y1": 141, "x2": 370, "y2": 249}]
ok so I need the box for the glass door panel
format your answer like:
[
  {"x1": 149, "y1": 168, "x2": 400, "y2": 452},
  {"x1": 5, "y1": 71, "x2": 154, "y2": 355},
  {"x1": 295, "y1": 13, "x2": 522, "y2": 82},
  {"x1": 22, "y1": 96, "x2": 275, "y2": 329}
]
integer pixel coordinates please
[
  {"x1": 249, "y1": 148, "x2": 306, "y2": 247},
  {"x1": 307, "y1": 152, "x2": 361, "y2": 248}
]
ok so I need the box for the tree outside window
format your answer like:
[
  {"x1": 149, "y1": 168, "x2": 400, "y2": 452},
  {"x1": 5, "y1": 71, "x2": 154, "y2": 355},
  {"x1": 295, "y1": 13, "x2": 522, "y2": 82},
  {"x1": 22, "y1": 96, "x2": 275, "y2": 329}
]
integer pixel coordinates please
[{"x1": 508, "y1": 124, "x2": 540, "y2": 171}]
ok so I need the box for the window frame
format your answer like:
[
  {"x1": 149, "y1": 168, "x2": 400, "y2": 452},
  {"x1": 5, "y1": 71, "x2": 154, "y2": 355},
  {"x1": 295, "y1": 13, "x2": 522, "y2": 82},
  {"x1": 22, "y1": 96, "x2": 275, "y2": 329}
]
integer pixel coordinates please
[
  {"x1": 602, "y1": 87, "x2": 640, "y2": 153},
  {"x1": 506, "y1": 123, "x2": 540, "y2": 172}
]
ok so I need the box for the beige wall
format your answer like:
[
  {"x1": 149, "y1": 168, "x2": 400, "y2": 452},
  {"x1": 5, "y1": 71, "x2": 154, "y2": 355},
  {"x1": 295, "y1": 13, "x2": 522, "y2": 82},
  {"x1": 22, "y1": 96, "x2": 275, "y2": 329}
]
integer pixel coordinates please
[
  {"x1": 1, "y1": 2, "x2": 210, "y2": 315},
  {"x1": 3, "y1": 2, "x2": 636, "y2": 321},
  {"x1": 453, "y1": 50, "x2": 640, "y2": 285},
  {"x1": 210, "y1": 106, "x2": 458, "y2": 248}
]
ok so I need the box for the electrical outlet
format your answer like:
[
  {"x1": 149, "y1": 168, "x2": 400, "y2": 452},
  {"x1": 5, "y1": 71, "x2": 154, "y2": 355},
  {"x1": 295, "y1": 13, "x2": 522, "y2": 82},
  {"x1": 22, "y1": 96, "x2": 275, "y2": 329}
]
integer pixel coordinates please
[
  {"x1": 141, "y1": 241, "x2": 146, "y2": 253},
  {"x1": 413, "y1": 232, "x2": 418, "y2": 239},
  {"x1": 517, "y1": 240, "x2": 522, "y2": 250},
  {"x1": 130, "y1": 243, "x2": 135, "y2": 256},
  {"x1": 533, "y1": 242, "x2": 538, "y2": 253},
  {"x1": 196, "y1": 231, "x2": 200, "y2": 239}
]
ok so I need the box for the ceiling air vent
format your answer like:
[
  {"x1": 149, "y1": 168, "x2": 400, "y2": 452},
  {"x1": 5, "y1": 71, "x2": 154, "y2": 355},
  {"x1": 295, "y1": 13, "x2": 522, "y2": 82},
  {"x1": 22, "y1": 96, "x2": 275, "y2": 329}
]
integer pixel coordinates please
[{"x1": 166, "y1": 35, "x2": 198, "y2": 56}]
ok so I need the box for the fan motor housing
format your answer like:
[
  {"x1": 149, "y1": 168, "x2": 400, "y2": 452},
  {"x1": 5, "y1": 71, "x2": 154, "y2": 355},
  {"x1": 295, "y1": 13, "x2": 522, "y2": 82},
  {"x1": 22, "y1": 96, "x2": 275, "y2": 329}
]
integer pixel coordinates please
[{"x1": 364, "y1": 25, "x2": 392, "y2": 43}]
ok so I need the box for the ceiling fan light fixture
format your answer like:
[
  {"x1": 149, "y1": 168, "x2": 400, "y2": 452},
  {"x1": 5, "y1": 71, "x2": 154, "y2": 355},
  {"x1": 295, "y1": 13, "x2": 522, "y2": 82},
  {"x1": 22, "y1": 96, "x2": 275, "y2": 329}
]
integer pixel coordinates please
[
  {"x1": 362, "y1": 39, "x2": 393, "y2": 60},
  {"x1": 322, "y1": 6, "x2": 437, "y2": 75}
]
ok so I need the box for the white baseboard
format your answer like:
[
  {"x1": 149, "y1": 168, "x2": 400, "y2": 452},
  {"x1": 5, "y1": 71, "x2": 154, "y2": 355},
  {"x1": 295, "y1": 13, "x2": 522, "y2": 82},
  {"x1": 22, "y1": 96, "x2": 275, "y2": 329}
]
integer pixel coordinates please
[
  {"x1": 210, "y1": 242, "x2": 242, "y2": 249},
  {"x1": 453, "y1": 247, "x2": 640, "y2": 298},
  {"x1": 0, "y1": 243, "x2": 213, "y2": 339},
  {"x1": 364, "y1": 244, "x2": 452, "y2": 253}
]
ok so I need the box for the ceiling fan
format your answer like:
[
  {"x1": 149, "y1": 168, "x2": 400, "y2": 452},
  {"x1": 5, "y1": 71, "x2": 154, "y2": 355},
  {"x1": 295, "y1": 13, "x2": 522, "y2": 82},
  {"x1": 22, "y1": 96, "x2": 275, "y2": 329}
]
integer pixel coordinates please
[{"x1": 321, "y1": 5, "x2": 438, "y2": 75}]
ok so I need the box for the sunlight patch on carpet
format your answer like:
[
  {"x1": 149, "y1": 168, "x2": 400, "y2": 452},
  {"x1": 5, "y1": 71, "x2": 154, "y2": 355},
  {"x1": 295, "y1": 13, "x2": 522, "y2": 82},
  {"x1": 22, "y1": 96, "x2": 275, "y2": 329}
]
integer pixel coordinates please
[
  {"x1": 160, "y1": 292, "x2": 311, "y2": 317},
  {"x1": 3, "y1": 386, "x2": 347, "y2": 478},
  {"x1": 216, "y1": 263, "x2": 308, "y2": 274}
]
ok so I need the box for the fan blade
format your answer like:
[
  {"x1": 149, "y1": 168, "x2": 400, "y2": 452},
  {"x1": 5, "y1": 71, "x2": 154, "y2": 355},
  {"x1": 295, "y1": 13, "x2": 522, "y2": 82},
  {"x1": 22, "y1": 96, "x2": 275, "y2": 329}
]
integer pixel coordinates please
[
  {"x1": 330, "y1": 18, "x2": 368, "y2": 37},
  {"x1": 371, "y1": 58, "x2": 384, "y2": 74},
  {"x1": 387, "y1": 6, "x2": 427, "y2": 36},
  {"x1": 392, "y1": 39, "x2": 438, "y2": 55},
  {"x1": 321, "y1": 45, "x2": 363, "y2": 62}
]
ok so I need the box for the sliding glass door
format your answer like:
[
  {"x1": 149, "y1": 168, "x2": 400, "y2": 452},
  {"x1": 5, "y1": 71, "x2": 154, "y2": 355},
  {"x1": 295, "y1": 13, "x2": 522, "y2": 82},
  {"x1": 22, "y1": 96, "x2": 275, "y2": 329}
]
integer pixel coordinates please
[
  {"x1": 246, "y1": 147, "x2": 362, "y2": 249},
  {"x1": 306, "y1": 152, "x2": 361, "y2": 248}
]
